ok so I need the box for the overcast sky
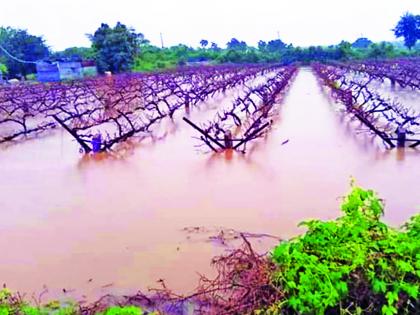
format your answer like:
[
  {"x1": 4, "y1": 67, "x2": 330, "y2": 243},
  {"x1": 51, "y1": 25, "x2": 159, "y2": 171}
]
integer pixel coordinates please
[{"x1": 1, "y1": 0, "x2": 419, "y2": 51}]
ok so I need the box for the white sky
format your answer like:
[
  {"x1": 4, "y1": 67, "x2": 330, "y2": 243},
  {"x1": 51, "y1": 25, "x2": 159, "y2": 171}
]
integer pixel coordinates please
[{"x1": 1, "y1": 0, "x2": 419, "y2": 51}]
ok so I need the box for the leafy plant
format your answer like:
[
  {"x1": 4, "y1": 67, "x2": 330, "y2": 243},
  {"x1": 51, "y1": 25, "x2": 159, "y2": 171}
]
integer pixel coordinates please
[
  {"x1": 0, "y1": 63, "x2": 7, "y2": 74},
  {"x1": 96, "y1": 306, "x2": 143, "y2": 315},
  {"x1": 271, "y1": 184, "x2": 419, "y2": 314},
  {"x1": 0, "y1": 289, "x2": 144, "y2": 315}
]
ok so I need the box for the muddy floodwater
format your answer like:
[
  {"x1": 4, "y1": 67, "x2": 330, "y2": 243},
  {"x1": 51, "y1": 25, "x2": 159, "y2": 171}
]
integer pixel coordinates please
[{"x1": 0, "y1": 68, "x2": 419, "y2": 301}]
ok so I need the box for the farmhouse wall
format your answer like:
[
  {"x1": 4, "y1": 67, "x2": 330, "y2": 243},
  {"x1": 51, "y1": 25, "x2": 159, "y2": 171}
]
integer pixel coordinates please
[
  {"x1": 36, "y1": 62, "x2": 60, "y2": 82},
  {"x1": 58, "y1": 62, "x2": 83, "y2": 81}
]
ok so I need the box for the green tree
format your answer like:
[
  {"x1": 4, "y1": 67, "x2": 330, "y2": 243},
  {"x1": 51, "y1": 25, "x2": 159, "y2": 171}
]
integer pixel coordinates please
[
  {"x1": 393, "y1": 13, "x2": 420, "y2": 50},
  {"x1": 266, "y1": 39, "x2": 286, "y2": 52},
  {"x1": 337, "y1": 40, "x2": 354, "y2": 60},
  {"x1": 199, "y1": 39, "x2": 208, "y2": 48},
  {"x1": 210, "y1": 42, "x2": 220, "y2": 51},
  {"x1": 367, "y1": 42, "x2": 396, "y2": 59},
  {"x1": 88, "y1": 22, "x2": 143, "y2": 73},
  {"x1": 53, "y1": 47, "x2": 95, "y2": 60},
  {"x1": 257, "y1": 40, "x2": 267, "y2": 51},
  {"x1": 226, "y1": 38, "x2": 248, "y2": 51},
  {"x1": 351, "y1": 37, "x2": 373, "y2": 49},
  {"x1": 0, "y1": 27, "x2": 49, "y2": 78}
]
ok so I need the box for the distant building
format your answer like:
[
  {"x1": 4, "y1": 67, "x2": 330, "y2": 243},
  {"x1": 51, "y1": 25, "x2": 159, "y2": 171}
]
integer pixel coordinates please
[
  {"x1": 81, "y1": 60, "x2": 98, "y2": 77},
  {"x1": 36, "y1": 62, "x2": 60, "y2": 82},
  {"x1": 185, "y1": 61, "x2": 211, "y2": 66},
  {"x1": 185, "y1": 56, "x2": 211, "y2": 66},
  {"x1": 59, "y1": 61, "x2": 83, "y2": 81},
  {"x1": 36, "y1": 60, "x2": 98, "y2": 82}
]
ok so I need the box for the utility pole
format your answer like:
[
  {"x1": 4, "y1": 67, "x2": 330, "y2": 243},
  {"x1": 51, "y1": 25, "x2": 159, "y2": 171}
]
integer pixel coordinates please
[{"x1": 160, "y1": 32, "x2": 164, "y2": 48}]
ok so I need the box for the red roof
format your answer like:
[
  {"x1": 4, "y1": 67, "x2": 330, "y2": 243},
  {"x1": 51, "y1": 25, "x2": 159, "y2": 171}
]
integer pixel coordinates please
[{"x1": 81, "y1": 60, "x2": 96, "y2": 67}]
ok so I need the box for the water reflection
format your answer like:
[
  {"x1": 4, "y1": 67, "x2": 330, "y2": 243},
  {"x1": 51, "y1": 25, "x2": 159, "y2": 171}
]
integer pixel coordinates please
[
  {"x1": 396, "y1": 148, "x2": 405, "y2": 162},
  {"x1": 0, "y1": 68, "x2": 418, "y2": 302}
]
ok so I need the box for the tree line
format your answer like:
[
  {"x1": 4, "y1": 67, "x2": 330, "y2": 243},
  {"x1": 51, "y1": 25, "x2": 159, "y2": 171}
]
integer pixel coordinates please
[{"x1": 0, "y1": 12, "x2": 419, "y2": 79}]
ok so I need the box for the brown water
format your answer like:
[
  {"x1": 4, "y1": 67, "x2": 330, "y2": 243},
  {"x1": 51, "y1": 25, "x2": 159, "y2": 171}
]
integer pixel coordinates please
[
  {"x1": 368, "y1": 78, "x2": 420, "y2": 112},
  {"x1": 0, "y1": 68, "x2": 419, "y2": 301}
]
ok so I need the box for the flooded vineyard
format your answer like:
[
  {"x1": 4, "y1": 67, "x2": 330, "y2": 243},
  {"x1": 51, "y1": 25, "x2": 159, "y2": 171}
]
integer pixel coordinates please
[{"x1": 0, "y1": 67, "x2": 419, "y2": 302}]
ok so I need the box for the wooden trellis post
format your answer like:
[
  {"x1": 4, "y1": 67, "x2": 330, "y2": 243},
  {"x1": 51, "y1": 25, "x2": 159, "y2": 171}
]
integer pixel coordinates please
[
  {"x1": 224, "y1": 130, "x2": 233, "y2": 149},
  {"x1": 396, "y1": 127, "x2": 406, "y2": 148}
]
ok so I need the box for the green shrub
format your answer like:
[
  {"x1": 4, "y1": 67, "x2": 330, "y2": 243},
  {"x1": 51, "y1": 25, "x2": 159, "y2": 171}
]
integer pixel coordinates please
[
  {"x1": 25, "y1": 74, "x2": 36, "y2": 81},
  {"x1": 96, "y1": 306, "x2": 143, "y2": 315},
  {"x1": 271, "y1": 184, "x2": 419, "y2": 314},
  {"x1": 0, "y1": 63, "x2": 7, "y2": 75}
]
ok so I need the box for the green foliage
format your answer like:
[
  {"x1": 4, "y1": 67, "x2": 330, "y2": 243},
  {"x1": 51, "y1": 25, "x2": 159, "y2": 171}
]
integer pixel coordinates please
[
  {"x1": 199, "y1": 39, "x2": 209, "y2": 48},
  {"x1": 0, "y1": 289, "x2": 14, "y2": 315},
  {"x1": 0, "y1": 26, "x2": 49, "y2": 78},
  {"x1": 96, "y1": 306, "x2": 143, "y2": 315},
  {"x1": 0, "y1": 63, "x2": 7, "y2": 74},
  {"x1": 0, "y1": 289, "x2": 78, "y2": 315},
  {"x1": 352, "y1": 37, "x2": 373, "y2": 49},
  {"x1": 226, "y1": 38, "x2": 248, "y2": 51},
  {"x1": 131, "y1": 41, "x2": 419, "y2": 71},
  {"x1": 393, "y1": 13, "x2": 420, "y2": 50},
  {"x1": 82, "y1": 67, "x2": 98, "y2": 77},
  {"x1": 0, "y1": 289, "x2": 146, "y2": 315},
  {"x1": 2, "y1": 19, "x2": 420, "y2": 79},
  {"x1": 366, "y1": 42, "x2": 397, "y2": 59},
  {"x1": 25, "y1": 73, "x2": 36, "y2": 81},
  {"x1": 53, "y1": 47, "x2": 95, "y2": 60},
  {"x1": 88, "y1": 22, "x2": 143, "y2": 73},
  {"x1": 133, "y1": 45, "x2": 179, "y2": 72},
  {"x1": 271, "y1": 184, "x2": 419, "y2": 314}
]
